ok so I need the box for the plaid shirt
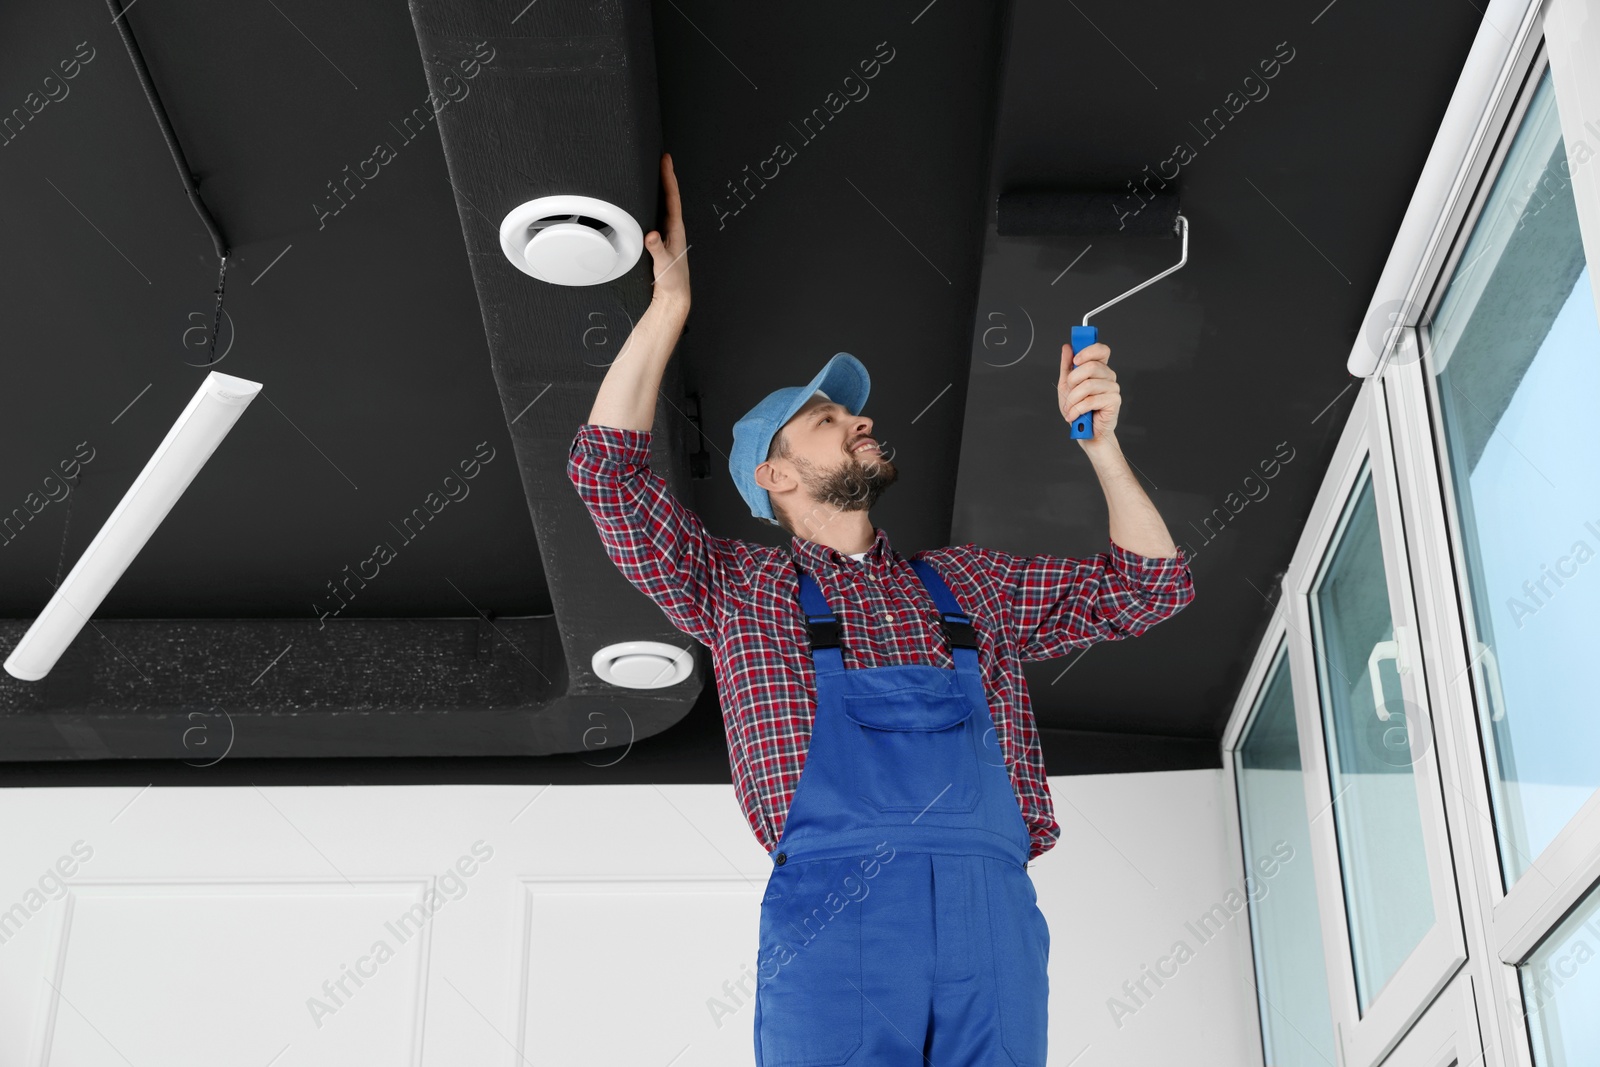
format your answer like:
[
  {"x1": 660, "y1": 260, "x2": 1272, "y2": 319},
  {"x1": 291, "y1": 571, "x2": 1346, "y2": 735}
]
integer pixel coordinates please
[{"x1": 567, "y1": 423, "x2": 1195, "y2": 860}]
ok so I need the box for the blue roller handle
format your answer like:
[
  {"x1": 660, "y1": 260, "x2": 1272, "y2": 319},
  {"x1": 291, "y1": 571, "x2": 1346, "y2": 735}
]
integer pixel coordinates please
[{"x1": 1068, "y1": 325, "x2": 1098, "y2": 440}]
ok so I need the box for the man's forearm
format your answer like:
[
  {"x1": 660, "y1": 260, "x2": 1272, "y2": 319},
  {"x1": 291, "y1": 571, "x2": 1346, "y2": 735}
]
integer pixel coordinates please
[
  {"x1": 585, "y1": 295, "x2": 691, "y2": 431},
  {"x1": 1082, "y1": 435, "x2": 1179, "y2": 559}
]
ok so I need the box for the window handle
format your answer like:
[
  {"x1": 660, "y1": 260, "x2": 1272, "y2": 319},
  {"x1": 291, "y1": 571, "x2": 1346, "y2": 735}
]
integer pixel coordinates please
[
  {"x1": 1367, "y1": 626, "x2": 1413, "y2": 722},
  {"x1": 1473, "y1": 641, "x2": 1508, "y2": 722}
]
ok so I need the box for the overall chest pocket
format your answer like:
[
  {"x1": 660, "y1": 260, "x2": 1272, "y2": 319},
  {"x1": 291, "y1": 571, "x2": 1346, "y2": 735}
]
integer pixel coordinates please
[{"x1": 842, "y1": 686, "x2": 981, "y2": 814}]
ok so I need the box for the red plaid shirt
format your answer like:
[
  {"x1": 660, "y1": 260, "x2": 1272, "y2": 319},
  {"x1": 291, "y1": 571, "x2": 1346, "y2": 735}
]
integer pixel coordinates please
[{"x1": 567, "y1": 423, "x2": 1195, "y2": 859}]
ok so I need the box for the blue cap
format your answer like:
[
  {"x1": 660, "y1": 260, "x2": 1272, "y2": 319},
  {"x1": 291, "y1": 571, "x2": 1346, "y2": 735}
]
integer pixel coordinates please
[{"x1": 730, "y1": 352, "x2": 871, "y2": 526}]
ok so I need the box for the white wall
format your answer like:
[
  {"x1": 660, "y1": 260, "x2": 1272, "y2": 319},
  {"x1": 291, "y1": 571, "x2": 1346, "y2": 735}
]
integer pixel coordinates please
[
  {"x1": 0, "y1": 769, "x2": 1258, "y2": 1066},
  {"x1": 1036, "y1": 769, "x2": 1262, "y2": 1067}
]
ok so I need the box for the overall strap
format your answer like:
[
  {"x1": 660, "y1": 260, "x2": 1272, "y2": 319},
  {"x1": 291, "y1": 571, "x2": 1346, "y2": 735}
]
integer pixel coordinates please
[
  {"x1": 910, "y1": 559, "x2": 981, "y2": 672},
  {"x1": 795, "y1": 568, "x2": 845, "y2": 673},
  {"x1": 791, "y1": 556, "x2": 980, "y2": 671}
]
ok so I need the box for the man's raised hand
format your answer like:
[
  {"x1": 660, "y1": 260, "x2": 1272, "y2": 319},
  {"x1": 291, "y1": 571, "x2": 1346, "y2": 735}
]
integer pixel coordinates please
[
  {"x1": 1058, "y1": 341, "x2": 1121, "y2": 446},
  {"x1": 646, "y1": 152, "x2": 690, "y2": 308}
]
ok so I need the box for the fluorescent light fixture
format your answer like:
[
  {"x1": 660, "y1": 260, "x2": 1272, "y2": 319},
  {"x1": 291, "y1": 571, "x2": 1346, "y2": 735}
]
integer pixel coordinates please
[{"x1": 4, "y1": 372, "x2": 263, "y2": 681}]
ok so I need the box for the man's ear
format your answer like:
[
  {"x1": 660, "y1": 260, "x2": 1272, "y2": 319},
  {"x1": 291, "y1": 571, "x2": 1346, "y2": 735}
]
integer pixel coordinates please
[{"x1": 754, "y1": 459, "x2": 783, "y2": 494}]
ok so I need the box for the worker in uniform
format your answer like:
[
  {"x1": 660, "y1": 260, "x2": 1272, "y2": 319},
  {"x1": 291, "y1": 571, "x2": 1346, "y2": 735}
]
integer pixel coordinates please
[{"x1": 568, "y1": 154, "x2": 1194, "y2": 1066}]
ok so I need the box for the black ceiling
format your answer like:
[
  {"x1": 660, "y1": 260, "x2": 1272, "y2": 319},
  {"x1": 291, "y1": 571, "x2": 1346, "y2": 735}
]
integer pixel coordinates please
[{"x1": 0, "y1": 0, "x2": 1483, "y2": 786}]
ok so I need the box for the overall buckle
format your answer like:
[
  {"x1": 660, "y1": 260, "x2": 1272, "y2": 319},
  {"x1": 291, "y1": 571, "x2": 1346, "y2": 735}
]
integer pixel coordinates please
[
  {"x1": 940, "y1": 613, "x2": 978, "y2": 650},
  {"x1": 806, "y1": 615, "x2": 842, "y2": 651}
]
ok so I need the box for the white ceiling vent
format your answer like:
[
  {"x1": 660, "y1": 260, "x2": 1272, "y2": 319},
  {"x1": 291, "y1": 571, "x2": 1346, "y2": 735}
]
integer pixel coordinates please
[
  {"x1": 499, "y1": 194, "x2": 644, "y2": 286},
  {"x1": 591, "y1": 640, "x2": 693, "y2": 689}
]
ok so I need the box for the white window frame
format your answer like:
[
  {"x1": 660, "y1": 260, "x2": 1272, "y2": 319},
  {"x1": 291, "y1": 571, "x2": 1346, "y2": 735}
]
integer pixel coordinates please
[
  {"x1": 1379, "y1": 0, "x2": 1600, "y2": 1058},
  {"x1": 1385, "y1": 336, "x2": 1527, "y2": 1067},
  {"x1": 1222, "y1": 0, "x2": 1600, "y2": 1060},
  {"x1": 1284, "y1": 377, "x2": 1467, "y2": 1067},
  {"x1": 1373, "y1": 973, "x2": 1485, "y2": 1067},
  {"x1": 1221, "y1": 617, "x2": 1290, "y2": 1067}
]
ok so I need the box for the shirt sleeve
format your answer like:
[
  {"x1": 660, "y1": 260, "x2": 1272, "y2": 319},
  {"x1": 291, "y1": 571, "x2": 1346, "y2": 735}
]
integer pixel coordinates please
[
  {"x1": 981, "y1": 540, "x2": 1195, "y2": 662},
  {"x1": 566, "y1": 423, "x2": 752, "y2": 645}
]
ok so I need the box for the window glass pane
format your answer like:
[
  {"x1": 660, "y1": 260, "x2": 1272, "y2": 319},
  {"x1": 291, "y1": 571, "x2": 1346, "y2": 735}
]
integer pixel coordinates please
[
  {"x1": 1520, "y1": 879, "x2": 1600, "y2": 1066},
  {"x1": 1430, "y1": 66, "x2": 1600, "y2": 886},
  {"x1": 1309, "y1": 470, "x2": 1435, "y2": 1011},
  {"x1": 1237, "y1": 644, "x2": 1337, "y2": 1066}
]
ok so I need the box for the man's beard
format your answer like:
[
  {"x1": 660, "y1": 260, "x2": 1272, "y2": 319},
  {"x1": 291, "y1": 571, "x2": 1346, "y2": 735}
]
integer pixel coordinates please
[{"x1": 792, "y1": 449, "x2": 899, "y2": 525}]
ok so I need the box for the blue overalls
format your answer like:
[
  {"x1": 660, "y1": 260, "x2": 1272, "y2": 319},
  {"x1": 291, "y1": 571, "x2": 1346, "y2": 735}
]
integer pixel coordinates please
[{"x1": 753, "y1": 558, "x2": 1051, "y2": 1067}]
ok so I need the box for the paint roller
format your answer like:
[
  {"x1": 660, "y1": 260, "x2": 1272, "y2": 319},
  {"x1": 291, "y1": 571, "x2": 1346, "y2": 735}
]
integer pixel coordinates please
[{"x1": 997, "y1": 188, "x2": 1189, "y2": 439}]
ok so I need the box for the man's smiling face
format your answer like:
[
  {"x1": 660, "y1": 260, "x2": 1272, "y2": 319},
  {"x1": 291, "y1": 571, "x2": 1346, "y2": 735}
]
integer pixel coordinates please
[{"x1": 756, "y1": 393, "x2": 898, "y2": 538}]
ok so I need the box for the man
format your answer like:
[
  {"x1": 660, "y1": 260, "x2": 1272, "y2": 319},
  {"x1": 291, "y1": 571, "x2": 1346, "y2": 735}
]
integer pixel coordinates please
[{"x1": 568, "y1": 153, "x2": 1193, "y2": 1066}]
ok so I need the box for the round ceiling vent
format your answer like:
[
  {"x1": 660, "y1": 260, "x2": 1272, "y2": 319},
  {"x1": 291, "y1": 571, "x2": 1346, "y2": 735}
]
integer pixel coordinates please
[
  {"x1": 591, "y1": 640, "x2": 693, "y2": 689},
  {"x1": 499, "y1": 194, "x2": 644, "y2": 286}
]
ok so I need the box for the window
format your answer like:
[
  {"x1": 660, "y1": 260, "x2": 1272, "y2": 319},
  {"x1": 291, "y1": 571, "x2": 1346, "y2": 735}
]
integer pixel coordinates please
[
  {"x1": 1519, "y1": 878, "x2": 1600, "y2": 1065},
  {"x1": 1308, "y1": 468, "x2": 1436, "y2": 1011},
  {"x1": 1236, "y1": 643, "x2": 1337, "y2": 1066},
  {"x1": 1428, "y1": 66, "x2": 1600, "y2": 886}
]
